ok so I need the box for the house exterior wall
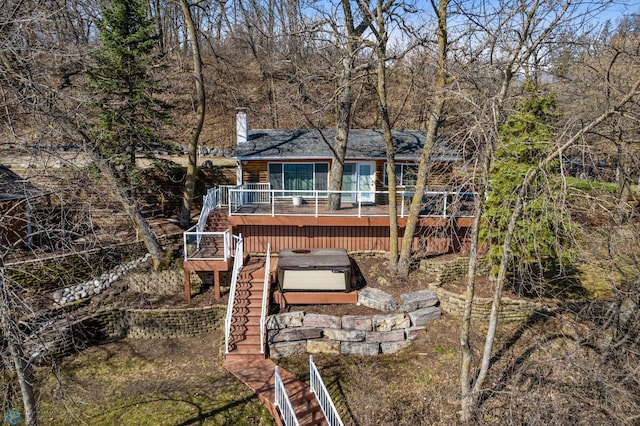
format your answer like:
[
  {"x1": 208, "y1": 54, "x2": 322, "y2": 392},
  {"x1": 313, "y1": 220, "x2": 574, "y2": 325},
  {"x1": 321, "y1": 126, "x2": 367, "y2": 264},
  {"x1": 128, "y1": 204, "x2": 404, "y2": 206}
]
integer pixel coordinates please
[{"x1": 241, "y1": 159, "x2": 456, "y2": 192}]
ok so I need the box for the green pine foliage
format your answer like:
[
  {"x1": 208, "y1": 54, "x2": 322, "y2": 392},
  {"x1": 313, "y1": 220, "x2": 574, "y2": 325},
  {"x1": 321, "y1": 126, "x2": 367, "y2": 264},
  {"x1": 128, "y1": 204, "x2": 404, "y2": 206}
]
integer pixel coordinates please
[
  {"x1": 87, "y1": 0, "x2": 173, "y2": 174},
  {"x1": 482, "y1": 82, "x2": 576, "y2": 284}
]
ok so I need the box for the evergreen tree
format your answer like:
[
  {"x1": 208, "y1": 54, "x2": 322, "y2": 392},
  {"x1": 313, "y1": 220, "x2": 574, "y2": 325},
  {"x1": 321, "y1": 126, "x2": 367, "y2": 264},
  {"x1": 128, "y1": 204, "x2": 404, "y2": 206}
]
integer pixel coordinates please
[
  {"x1": 482, "y1": 81, "x2": 576, "y2": 289},
  {"x1": 88, "y1": 0, "x2": 173, "y2": 171},
  {"x1": 83, "y1": 0, "x2": 173, "y2": 270}
]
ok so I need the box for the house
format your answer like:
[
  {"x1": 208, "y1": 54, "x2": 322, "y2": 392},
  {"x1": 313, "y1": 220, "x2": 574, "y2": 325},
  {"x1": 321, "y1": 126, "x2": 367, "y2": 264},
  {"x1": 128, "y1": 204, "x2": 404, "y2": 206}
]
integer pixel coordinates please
[
  {"x1": 0, "y1": 165, "x2": 45, "y2": 248},
  {"x1": 182, "y1": 111, "x2": 476, "y2": 302}
]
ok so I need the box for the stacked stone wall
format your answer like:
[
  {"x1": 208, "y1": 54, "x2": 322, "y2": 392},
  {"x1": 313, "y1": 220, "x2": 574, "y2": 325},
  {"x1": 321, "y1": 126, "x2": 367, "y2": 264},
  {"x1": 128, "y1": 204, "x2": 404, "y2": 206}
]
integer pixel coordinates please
[
  {"x1": 128, "y1": 269, "x2": 204, "y2": 295},
  {"x1": 428, "y1": 285, "x2": 546, "y2": 322},
  {"x1": 420, "y1": 255, "x2": 491, "y2": 285},
  {"x1": 420, "y1": 255, "x2": 545, "y2": 322},
  {"x1": 110, "y1": 306, "x2": 225, "y2": 339},
  {"x1": 37, "y1": 305, "x2": 225, "y2": 360},
  {"x1": 266, "y1": 289, "x2": 441, "y2": 359}
]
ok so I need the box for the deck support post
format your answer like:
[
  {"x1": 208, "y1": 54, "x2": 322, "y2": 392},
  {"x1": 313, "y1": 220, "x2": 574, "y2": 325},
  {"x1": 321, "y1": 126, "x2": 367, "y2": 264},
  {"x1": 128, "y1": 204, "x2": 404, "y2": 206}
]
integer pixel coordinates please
[
  {"x1": 214, "y1": 270, "x2": 221, "y2": 301},
  {"x1": 184, "y1": 269, "x2": 191, "y2": 303}
]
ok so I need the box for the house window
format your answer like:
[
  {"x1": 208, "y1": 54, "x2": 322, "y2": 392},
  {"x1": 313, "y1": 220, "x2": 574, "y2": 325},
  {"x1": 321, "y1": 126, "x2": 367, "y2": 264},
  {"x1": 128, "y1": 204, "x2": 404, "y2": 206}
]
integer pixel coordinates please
[
  {"x1": 268, "y1": 163, "x2": 329, "y2": 196},
  {"x1": 384, "y1": 163, "x2": 419, "y2": 187}
]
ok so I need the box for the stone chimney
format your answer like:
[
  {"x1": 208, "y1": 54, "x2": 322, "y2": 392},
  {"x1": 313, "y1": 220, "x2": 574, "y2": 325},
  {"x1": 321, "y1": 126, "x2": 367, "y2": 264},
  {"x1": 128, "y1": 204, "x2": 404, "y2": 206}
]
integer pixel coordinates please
[{"x1": 236, "y1": 108, "x2": 247, "y2": 145}]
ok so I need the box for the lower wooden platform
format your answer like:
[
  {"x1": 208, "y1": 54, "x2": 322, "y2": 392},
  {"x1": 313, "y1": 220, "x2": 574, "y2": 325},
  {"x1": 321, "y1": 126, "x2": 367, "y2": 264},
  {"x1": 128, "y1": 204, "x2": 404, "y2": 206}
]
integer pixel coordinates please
[{"x1": 273, "y1": 290, "x2": 358, "y2": 309}]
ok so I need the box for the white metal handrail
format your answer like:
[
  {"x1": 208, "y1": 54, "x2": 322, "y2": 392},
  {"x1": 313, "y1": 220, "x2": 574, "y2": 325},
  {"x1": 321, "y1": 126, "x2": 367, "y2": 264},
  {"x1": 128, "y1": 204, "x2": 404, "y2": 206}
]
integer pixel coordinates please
[
  {"x1": 259, "y1": 243, "x2": 271, "y2": 354},
  {"x1": 183, "y1": 228, "x2": 231, "y2": 261},
  {"x1": 244, "y1": 182, "x2": 271, "y2": 203},
  {"x1": 218, "y1": 184, "x2": 241, "y2": 206},
  {"x1": 197, "y1": 188, "x2": 219, "y2": 233},
  {"x1": 274, "y1": 366, "x2": 300, "y2": 426},
  {"x1": 227, "y1": 188, "x2": 477, "y2": 218},
  {"x1": 224, "y1": 234, "x2": 244, "y2": 354},
  {"x1": 309, "y1": 355, "x2": 344, "y2": 426},
  {"x1": 193, "y1": 188, "x2": 218, "y2": 248}
]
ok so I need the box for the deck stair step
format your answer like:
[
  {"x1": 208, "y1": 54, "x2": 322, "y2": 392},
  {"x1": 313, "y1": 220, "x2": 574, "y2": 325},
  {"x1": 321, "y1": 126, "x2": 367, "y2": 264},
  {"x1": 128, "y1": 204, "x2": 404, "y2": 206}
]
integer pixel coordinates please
[
  {"x1": 223, "y1": 255, "x2": 328, "y2": 425},
  {"x1": 224, "y1": 357, "x2": 329, "y2": 426},
  {"x1": 205, "y1": 211, "x2": 229, "y2": 232}
]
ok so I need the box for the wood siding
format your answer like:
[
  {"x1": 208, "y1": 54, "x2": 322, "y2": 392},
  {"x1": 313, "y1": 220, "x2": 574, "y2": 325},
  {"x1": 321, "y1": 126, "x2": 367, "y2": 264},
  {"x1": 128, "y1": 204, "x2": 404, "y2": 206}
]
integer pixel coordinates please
[
  {"x1": 235, "y1": 223, "x2": 470, "y2": 255},
  {"x1": 242, "y1": 159, "x2": 455, "y2": 192},
  {"x1": 237, "y1": 224, "x2": 392, "y2": 253}
]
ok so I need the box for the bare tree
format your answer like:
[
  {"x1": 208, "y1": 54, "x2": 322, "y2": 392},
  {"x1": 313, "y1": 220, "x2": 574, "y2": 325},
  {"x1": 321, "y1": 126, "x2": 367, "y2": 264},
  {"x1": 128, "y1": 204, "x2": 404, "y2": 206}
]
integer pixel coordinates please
[
  {"x1": 0, "y1": 259, "x2": 38, "y2": 426},
  {"x1": 457, "y1": 1, "x2": 639, "y2": 420},
  {"x1": 326, "y1": 0, "x2": 373, "y2": 210},
  {"x1": 178, "y1": 0, "x2": 207, "y2": 229},
  {"x1": 359, "y1": 0, "x2": 418, "y2": 269},
  {"x1": 395, "y1": 0, "x2": 449, "y2": 277}
]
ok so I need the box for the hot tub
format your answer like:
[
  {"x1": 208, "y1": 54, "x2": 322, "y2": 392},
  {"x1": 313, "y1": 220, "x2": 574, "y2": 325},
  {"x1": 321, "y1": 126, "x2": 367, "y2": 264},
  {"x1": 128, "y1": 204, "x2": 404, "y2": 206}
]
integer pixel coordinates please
[{"x1": 277, "y1": 248, "x2": 352, "y2": 292}]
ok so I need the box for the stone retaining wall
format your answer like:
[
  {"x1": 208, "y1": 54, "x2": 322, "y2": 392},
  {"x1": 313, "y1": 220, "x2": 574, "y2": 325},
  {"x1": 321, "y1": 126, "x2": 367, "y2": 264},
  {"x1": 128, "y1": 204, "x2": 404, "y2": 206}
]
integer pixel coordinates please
[
  {"x1": 266, "y1": 289, "x2": 442, "y2": 359},
  {"x1": 420, "y1": 255, "x2": 491, "y2": 285},
  {"x1": 128, "y1": 269, "x2": 204, "y2": 295},
  {"x1": 39, "y1": 305, "x2": 226, "y2": 360},
  {"x1": 420, "y1": 255, "x2": 545, "y2": 322},
  {"x1": 429, "y1": 284, "x2": 546, "y2": 322},
  {"x1": 110, "y1": 305, "x2": 225, "y2": 339}
]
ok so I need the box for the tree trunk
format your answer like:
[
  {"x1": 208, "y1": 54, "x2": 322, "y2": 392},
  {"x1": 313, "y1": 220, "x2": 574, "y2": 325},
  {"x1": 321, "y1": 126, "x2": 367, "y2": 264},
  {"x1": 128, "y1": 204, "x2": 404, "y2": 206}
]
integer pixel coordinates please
[
  {"x1": 0, "y1": 265, "x2": 38, "y2": 426},
  {"x1": 459, "y1": 188, "x2": 483, "y2": 423},
  {"x1": 371, "y1": 0, "x2": 399, "y2": 269},
  {"x1": 178, "y1": 0, "x2": 206, "y2": 229},
  {"x1": 92, "y1": 153, "x2": 164, "y2": 270},
  {"x1": 327, "y1": 0, "x2": 357, "y2": 211},
  {"x1": 396, "y1": 0, "x2": 448, "y2": 277},
  {"x1": 327, "y1": 0, "x2": 372, "y2": 211}
]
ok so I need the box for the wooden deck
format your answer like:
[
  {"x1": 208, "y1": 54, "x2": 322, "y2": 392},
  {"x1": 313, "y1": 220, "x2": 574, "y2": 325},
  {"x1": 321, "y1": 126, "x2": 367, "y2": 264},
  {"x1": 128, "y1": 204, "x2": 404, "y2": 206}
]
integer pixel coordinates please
[{"x1": 274, "y1": 290, "x2": 359, "y2": 309}]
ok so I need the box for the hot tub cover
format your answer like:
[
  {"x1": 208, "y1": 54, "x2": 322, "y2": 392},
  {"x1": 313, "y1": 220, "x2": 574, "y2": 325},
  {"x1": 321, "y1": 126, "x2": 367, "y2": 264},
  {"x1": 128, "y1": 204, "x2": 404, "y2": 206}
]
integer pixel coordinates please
[{"x1": 278, "y1": 248, "x2": 351, "y2": 270}]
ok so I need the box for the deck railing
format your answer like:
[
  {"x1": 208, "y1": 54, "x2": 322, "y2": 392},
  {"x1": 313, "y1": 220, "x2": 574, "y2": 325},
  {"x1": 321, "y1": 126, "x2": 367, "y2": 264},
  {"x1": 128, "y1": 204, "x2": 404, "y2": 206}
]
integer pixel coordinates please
[
  {"x1": 227, "y1": 188, "x2": 476, "y2": 218},
  {"x1": 183, "y1": 228, "x2": 232, "y2": 261},
  {"x1": 274, "y1": 366, "x2": 300, "y2": 426},
  {"x1": 259, "y1": 243, "x2": 271, "y2": 354},
  {"x1": 309, "y1": 355, "x2": 344, "y2": 426},
  {"x1": 224, "y1": 234, "x2": 244, "y2": 354},
  {"x1": 197, "y1": 188, "x2": 219, "y2": 233}
]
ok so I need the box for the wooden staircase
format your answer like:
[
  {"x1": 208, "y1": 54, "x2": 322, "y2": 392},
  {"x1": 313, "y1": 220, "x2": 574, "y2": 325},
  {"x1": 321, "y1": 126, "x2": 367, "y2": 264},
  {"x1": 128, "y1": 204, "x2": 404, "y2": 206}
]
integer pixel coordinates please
[
  {"x1": 224, "y1": 256, "x2": 329, "y2": 426},
  {"x1": 227, "y1": 257, "x2": 269, "y2": 356},
  {"x1": 205, "y1": 210, "x2": 229, "y2": 232},
  {"x1": 200, "y1": 211, "x2": 230, "y2": 254}
]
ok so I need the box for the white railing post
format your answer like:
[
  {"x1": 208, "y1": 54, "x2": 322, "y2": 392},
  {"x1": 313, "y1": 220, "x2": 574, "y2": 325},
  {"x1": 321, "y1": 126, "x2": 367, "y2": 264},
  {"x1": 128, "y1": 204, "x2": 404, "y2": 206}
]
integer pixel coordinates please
[
  {"x1": 442, "y1": 191, "x2": 447, "y2": 217},
  {"x1": 259, "y1": 243, "x2": 271, "y2": 354},
  {"x1": 224, "y1": 235, "x2": 244, "y2": 354},
  {"x1": 309, "y1": 355, "x2": 344, "y2": 426},
  {"x1": 274, "y1": 366, "x2": 300, "y2": 426},
  {"x1": 183, "y1": 230, "x2": 189, "y2": 261}
]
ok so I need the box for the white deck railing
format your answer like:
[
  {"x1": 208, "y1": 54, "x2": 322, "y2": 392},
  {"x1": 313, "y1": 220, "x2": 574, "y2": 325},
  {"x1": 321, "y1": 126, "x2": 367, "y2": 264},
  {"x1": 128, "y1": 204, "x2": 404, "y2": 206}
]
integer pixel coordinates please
[
  {"x1": 224, "y1": 234, "x2": 244, "y2": 354},
  {"x1": 197, "y1": 188, "x2": 220, "y2": 233},
  {"x1": 259, "y1": 243, "x2": 271, "y2": 354},
  {"x1": 309, "y1": 355, "x2": 344, "y2": 426},
  {"x1": 227, "y1": 188, "x2": 476, "y2": 218},
  {"x1": 183, "y1": 228, "x2": 232, "y2": 261},
  {"x1": 274, "y1": 366, "x2": 300, "y2": 426}
]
